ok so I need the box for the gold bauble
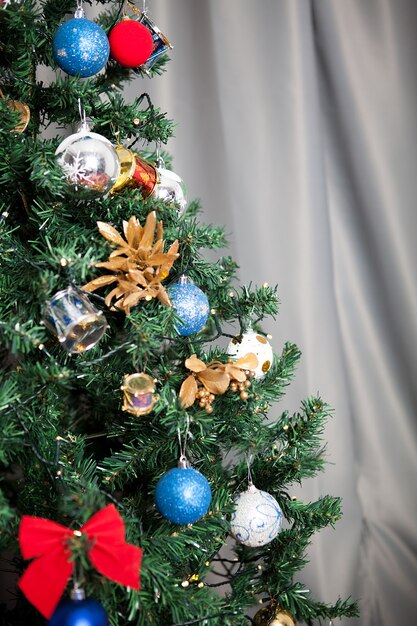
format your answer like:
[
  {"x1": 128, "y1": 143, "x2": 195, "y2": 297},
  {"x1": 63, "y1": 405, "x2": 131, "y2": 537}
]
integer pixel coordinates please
[
  {"x1": 254, "y1": 606, "x2": 272, "y2": 625},
  {"x1": 8, "y1": 100, "x2": 30, "y2": 132},
  {"x1": 254, "y1": 605, "x2": 296, "y2": 626},
  {"x1": 269, "y1": 609, "x2": 296, "y2": 626}
]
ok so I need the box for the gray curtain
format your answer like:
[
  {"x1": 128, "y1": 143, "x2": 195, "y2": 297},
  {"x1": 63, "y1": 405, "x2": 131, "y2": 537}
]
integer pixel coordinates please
[{"x1": 129, "y1": 1, "x2": 417, "y2": 624}]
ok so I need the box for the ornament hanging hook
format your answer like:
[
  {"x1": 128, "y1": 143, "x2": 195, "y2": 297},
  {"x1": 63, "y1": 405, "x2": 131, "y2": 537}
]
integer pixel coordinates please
[
  {"x1": 247, "y1": 307, "x2": 256, "y2": 330},
  {"x1": 177, "y1": 415, "x2": 191, "y2": 468},
  {"x1": 111, "y1": 122, "x2": 121, "y2": 147},
  {"x1": 75, "y1": 0, "x2": 85, "y2": 18},
  {"x1": 155, "y1": 141, "x2": 164, "y2": 169},
  {"x1": 246, "y1": 453, "x2": 254, "y2": 487},
  {"x1": 71, "y1": 556, "x2": 85, "y2": 600},
  {"x1": 77, "y1": 98, "x2": 88, "y2": 131},
  {"x1": 177, "y1": 426, "x2": 188, "y2": 468},
  {"x1": 126, "y1": 0, "x2": 143, "y2": 17}
]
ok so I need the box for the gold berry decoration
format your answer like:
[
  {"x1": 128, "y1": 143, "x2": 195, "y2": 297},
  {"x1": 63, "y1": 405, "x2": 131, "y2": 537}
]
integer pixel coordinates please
[{"x1": 179, "y1": 353, "x2": 258, "y2": 413}]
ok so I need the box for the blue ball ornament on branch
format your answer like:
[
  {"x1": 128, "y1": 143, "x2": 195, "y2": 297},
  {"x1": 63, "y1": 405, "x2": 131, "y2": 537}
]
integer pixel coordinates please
[
  {"x1": 168, "y1": 276, "x2": 210, "y2": 337},
  {"x1": 52, "y1": 5, "x2": 109, "y2": 77},
  {"x1": 48, "y1": 589, "x2": 108, "y2": 626},
  {"x1": 155, "y1": 456, "x2": 212, "y2": 525}
]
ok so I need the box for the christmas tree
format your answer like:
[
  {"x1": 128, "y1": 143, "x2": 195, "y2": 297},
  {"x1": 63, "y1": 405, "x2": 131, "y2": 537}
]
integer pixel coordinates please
[{"x1": 0, "y1": 1, "x2": 359, "y2": 625}]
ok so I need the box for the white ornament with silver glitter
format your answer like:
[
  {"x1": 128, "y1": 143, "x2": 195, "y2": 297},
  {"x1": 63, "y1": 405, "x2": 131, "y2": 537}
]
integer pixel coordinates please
[
  {"x1": 230, "y1": 483, "x2": 283, "y2": 547},
  {"x1": 227, "y1": 328, "x2": 273, "y2": 379}
]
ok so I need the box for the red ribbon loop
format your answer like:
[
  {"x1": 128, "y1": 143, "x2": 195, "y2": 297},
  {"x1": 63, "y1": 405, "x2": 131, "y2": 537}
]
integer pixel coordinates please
[{"x1": 18, "y1": 504, "x2": 143, "y2": 618}]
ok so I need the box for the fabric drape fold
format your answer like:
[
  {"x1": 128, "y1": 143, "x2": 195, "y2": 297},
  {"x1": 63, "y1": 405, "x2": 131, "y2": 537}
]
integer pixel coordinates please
[{"x1": 135, "y1": 2, "x2": 417, "y2": 623}]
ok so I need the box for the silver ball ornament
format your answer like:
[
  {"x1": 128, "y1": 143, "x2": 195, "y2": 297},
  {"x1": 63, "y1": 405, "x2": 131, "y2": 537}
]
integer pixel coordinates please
[
  {"x1": 154, "y1": 166, "x2": 187, "y2": 212},
  {"x1": 55, "y1": 128, "x2": 120, "y2": 194},
  {"x1": 230, "y1": 484, "x2": 283, "y2": 547},
  {"x1": 227, "y1": 329, "x2": 273, "y2": 379}
]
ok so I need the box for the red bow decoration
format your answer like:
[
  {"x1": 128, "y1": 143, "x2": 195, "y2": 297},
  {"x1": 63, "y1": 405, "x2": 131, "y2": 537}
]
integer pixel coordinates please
[{"x1": 18, "y1": 504, "x2": 143, "y2": 618}]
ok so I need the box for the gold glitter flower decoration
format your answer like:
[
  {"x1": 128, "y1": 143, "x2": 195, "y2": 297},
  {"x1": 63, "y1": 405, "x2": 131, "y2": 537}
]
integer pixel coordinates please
[{"x1": 83, "y1": 212, "x2": 179, "y2": 314}]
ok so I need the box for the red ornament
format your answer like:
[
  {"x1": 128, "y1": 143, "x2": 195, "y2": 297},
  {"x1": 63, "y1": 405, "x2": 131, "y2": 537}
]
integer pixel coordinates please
[
  {"x1": 18, "y1": 504, "x2": 143, "y2": 618},
  {"x1": 109, "y1": 19, "x2": 153, "y2": 68}
]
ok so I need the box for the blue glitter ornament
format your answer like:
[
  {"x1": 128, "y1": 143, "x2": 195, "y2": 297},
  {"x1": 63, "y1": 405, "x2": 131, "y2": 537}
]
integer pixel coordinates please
[
  {"x1": 48, "y1": 597, "x2": 108, "y2": 626},
  {"x1": 168, "y1": 276, "x2": 209, "y2": 336},
  {"x1": 155, "y1": 459, "x2": 212, "y2": 525},
  {"x1": 52, "y1": 9, "x2": 109, "y2": 78}
]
